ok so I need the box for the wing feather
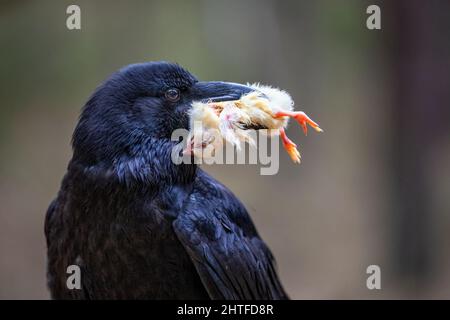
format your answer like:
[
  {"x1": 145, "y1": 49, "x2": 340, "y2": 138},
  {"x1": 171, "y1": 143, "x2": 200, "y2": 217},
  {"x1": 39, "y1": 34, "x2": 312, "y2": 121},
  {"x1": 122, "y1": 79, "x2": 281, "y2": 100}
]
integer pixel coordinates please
[{"x1": 173, "y1": 170, "x2": 288, "y2": 300}]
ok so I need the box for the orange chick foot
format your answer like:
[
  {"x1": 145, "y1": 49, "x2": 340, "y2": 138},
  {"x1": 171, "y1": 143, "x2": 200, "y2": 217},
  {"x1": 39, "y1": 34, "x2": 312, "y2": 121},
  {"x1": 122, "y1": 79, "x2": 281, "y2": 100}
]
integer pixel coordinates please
[
  {"x1": 280, "y1": 128, "x2": 301, "y2": 163},
  {"x1": 274, "y1": 111, "x2": 323, "y2": 136}
]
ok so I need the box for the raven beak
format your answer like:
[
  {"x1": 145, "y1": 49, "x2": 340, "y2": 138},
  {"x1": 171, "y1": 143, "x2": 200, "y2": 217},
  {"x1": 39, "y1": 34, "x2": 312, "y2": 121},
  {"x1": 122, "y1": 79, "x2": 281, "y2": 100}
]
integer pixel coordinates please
[{"x1": 191, "y1": 81, "x2": 258, "y2": 103}]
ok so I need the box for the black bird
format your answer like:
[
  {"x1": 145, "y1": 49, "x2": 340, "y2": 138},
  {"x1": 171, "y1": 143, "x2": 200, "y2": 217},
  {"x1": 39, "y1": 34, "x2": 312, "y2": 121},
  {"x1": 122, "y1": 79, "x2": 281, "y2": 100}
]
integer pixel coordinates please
[{"x1": 45, "y1": 61, "x2": 288, "y2": 299}]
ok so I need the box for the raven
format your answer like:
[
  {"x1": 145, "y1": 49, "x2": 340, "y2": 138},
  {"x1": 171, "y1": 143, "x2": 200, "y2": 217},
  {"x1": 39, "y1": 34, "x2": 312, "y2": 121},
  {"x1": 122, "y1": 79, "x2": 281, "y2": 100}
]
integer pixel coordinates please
[{"x1": 45, "y1": 61, "x2": 289, "y2": 300}]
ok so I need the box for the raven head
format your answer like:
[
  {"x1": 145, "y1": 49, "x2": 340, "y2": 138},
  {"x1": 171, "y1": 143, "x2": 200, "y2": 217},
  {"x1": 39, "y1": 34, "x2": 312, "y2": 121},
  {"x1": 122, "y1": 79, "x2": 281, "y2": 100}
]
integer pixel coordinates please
[{"x1": 71, "y1": 61, "x2": 254, "y2": 184}]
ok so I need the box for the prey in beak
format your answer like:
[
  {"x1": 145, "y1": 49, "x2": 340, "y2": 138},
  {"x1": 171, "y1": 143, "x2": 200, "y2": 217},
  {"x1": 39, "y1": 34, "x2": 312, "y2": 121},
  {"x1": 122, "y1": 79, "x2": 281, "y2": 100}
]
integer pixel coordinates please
[{"x1": 184, "y1": 82, "x2": 323, "y2": 163}]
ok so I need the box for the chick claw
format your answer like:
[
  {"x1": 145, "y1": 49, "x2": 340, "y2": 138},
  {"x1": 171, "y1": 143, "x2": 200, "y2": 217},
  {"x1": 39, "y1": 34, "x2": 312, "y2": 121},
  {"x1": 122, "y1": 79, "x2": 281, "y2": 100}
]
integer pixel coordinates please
[
  {"x1": 274, "y1": 111, "x2": 323, "y2": 136},
  {"x1": 280, "y1": 128, "x2": 301, "y2": 163}
]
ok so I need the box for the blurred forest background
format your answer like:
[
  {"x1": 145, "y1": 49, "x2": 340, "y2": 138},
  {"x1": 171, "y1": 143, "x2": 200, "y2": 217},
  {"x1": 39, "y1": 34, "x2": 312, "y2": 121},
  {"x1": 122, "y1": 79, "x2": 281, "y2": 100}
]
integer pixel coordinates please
[{"x1": 1, "y1": 0, "x2": 449, "y2": 299}]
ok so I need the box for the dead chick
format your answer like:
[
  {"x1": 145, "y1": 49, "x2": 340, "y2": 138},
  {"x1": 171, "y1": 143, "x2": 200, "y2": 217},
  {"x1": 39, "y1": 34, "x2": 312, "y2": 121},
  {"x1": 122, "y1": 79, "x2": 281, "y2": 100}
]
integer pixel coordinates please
[{"x1": 186, "y1": 84, "x2": 322, "y2": 163}]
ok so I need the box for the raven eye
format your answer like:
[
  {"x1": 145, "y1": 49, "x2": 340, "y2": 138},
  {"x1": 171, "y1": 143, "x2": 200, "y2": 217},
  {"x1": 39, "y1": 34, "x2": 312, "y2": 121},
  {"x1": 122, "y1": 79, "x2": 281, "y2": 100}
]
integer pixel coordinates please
[{"x1": 165, "y1": 88, "x2": 180, "y2": 102}]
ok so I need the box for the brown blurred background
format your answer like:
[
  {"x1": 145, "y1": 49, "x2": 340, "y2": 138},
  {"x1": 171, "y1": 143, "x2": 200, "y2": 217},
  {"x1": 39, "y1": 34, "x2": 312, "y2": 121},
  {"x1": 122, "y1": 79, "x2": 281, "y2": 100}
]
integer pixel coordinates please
[{"x1": 1, "y1": 0, "x2": 449, "y2": 299}]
